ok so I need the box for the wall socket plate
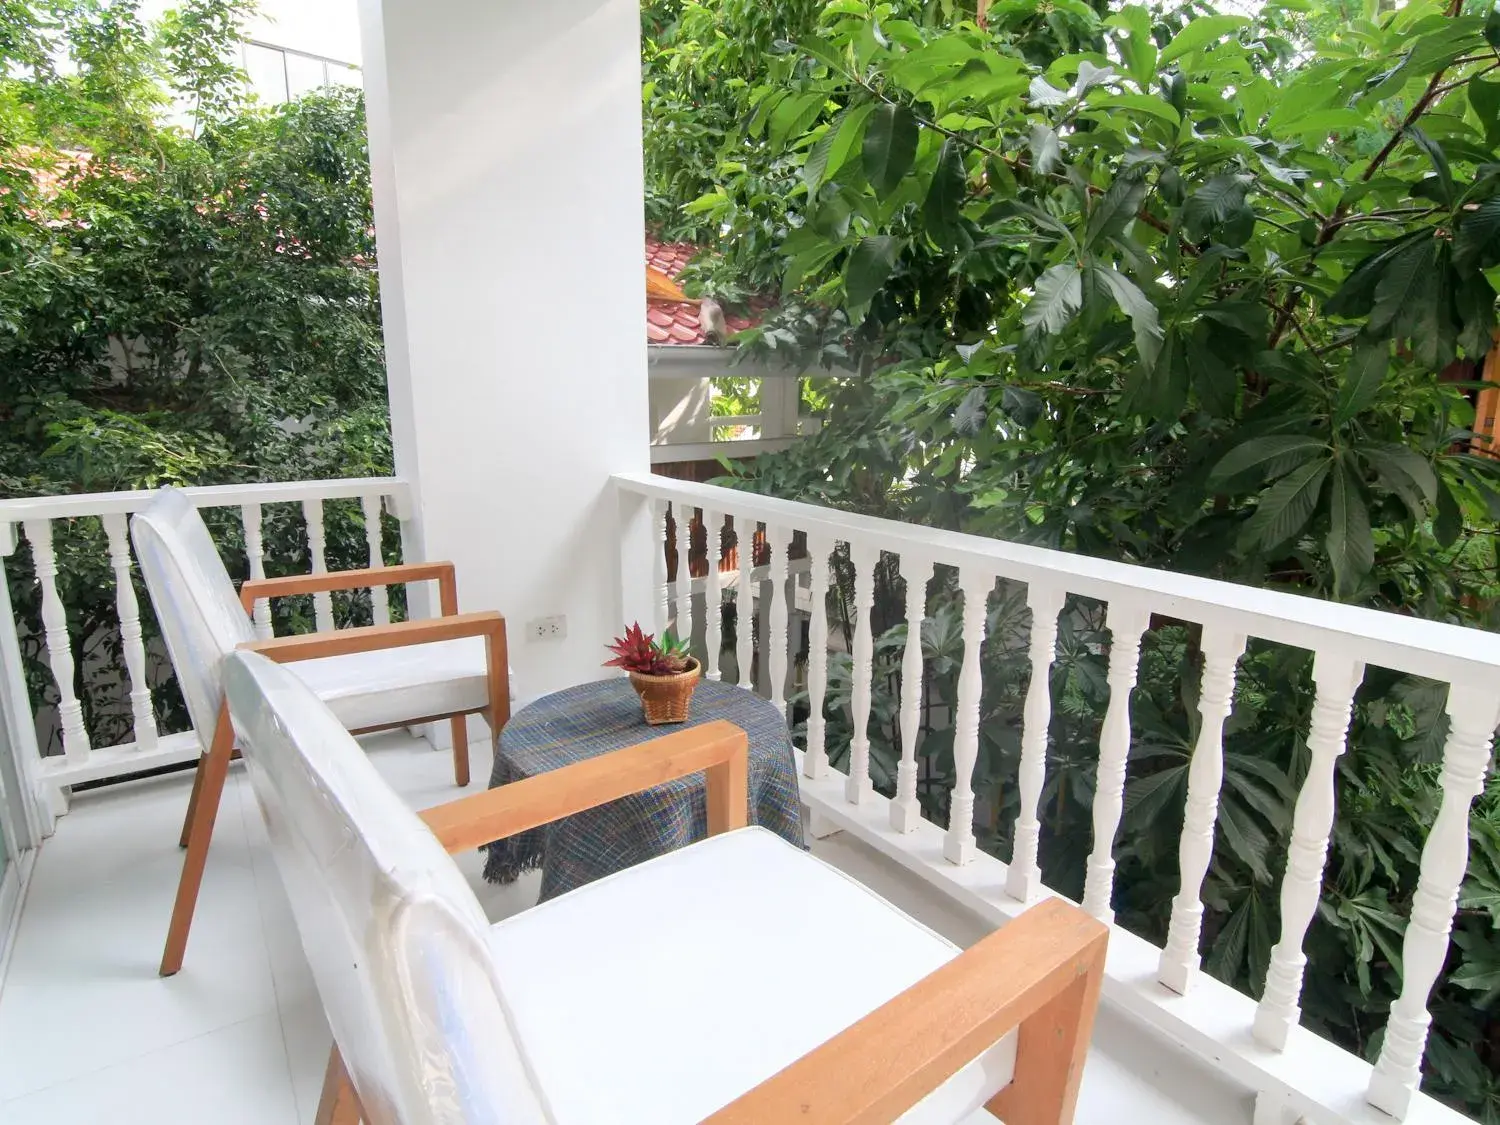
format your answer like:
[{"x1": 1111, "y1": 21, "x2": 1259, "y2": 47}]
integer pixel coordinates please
[{"x1": 526, "y1": 615, "x2": 567, "y2": 642}]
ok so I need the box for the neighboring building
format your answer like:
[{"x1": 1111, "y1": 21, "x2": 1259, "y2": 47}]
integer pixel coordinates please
[{"x1": 139, "y1": 0, "x2": 363, "y2": 106}]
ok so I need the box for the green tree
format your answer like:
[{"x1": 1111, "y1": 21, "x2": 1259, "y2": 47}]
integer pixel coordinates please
[
  {"x1": 1, "y1": 1, "x2": 393, "y2": 746},
  {"x1": 643, "y1": 0, "x2": 1500, "y2": 1114}
]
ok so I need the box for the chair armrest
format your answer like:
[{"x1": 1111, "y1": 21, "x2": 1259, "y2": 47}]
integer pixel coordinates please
[
  {"x1": 418, "y1": 721, "x2": 749, "y2": 851},
  {"x1": 239, "y1": 561, "x2": 460, "y2": 616},
  {"x1": 703, "y1": 898, "x2": 1108, "y2": 1125},
  {"x1": 240, "y1": 611, "x2": 503, "y2": 664}
]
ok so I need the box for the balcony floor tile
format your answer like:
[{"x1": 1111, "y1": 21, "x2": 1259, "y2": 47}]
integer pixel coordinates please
[{"x1": 1, "y1": 730, "x2": 1241, "y2": 1124}]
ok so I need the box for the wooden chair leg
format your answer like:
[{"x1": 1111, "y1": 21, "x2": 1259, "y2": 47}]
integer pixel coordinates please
[
  {"x1": 315, "y1": 1047, "x2": 362, "y2": 1125},
  {"x1": 985, "y1": 945, "x2": 1105, "y2": 1125},
  {"x1": 450, "y1": 714, "x2": 470, "y2": 787},
  {"x1": 178, "y1": 753, "x2": 208, "y2": 848},
  {"x1": 160, "y1": 702, "x2": 234, "y2": 977}
]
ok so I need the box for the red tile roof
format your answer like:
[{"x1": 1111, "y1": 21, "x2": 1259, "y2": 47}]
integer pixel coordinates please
[{"x1": 645, "y1": 235, "x2": 764, "y2": 346}]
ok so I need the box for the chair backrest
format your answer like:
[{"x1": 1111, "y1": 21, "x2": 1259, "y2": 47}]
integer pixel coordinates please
[
  {"x1": 130, "y1": 487, "x2": 256, "y2": 745},
  {"x1": 223, "y1": 650, "x2": 550, "y2": 1125}
]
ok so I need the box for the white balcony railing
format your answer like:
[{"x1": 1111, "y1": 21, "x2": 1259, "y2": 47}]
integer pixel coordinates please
[
  {"x1": 0, "y1": 478, "x2": 412, "y2": 821},
  {"x1": 4, "y1": 467, "x2": 1493, "y2": 1123},
  {"x1": 613, "y1": 470, "x2": 1497, "y2": 1125}
]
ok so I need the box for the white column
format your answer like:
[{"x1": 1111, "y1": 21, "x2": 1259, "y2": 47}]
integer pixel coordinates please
[
  {"x1": 360, "y1": 494, "x2": 391, "y2": 626},
  {"x1": 241, "y1": 503, "x2": 273, "y2": 640},
  {"x1": 1255, "y1": 651, "x2": 1363, "y2": 1050},
  {"x1": 1159, "y1": 625, "x2": 1246, "y2": 994},
  {"x1": 1368, "y1": 683, "x2": 1500, "y2": 1119},
  {"x1": 891, "y1": 553, "x2": 932, "y2": 833},
  {"x1": 765, "y1": 524, "x2": 791, "y2": 716},
  {"x1": 702, "y1": 509, "x2": 723, "y2": 680},
  {"x1": 803, "y1": 532, "x2": 832, "y2": 780},
  {"x1": 672, "y1": 503, "x2": 693, "y2": 641},
  {"x1": 302, "y1": 499, "x2": 335, "y2": 632},
  {"x1": 944, "y1": 567, "x2": 993, "y2": 865},
  {"x1": 653, "y1": 499, "x2": 670, "y2": 635},
  {"x1": 102, "y1": 515, "x2": 158, "y2": 753},
  {"x1": 22, "y1": 520, "x2": 90, "y2": 764},
  {"x1": 1007, "y1": 582, "x2": 1065, "y2": 902},
  {"x1": 735, "y1": 516, "x2": 755, "y2": 691},
  {"x1": 845, "y1": 542, "x2": 879, "y2": 805},
  {"x1": 1081, "y1": 599, "x2": 1149, "y2": 921},
  {"x1": 360, "y1": 0, "x2": 650, "y2": 700}
]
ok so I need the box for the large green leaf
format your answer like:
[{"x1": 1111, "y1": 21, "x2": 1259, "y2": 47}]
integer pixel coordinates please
[
  {"x1": 1404, "y1": 125, "x2": 1453, "y2": 208},
  {"x1": 769, "y1": 92, "x2": 827, "y2": 154},
  {"x1": 1455, "y1": 198, "x2": 1500, "y2": 275},
  {"x1": 1470, "y1": 76, "x2": 1500, "y2": 148},
  {"x1": 1240, "y1": 456, "x2": 1331, "y2": 551},
  {"x1": 862, "y1": 103, "x2": 918, "y2": 199},
  {"x1": 1366, "y1": 237, "x2": 1438, "y2": 338},
  {"x1": 1326, "y1": 460, "x2": 1374, "y2": 597},
  {"x1": 1358, "y1": 442, "x2": 1437, "y2": 522},
  {"x1": 1098, "y1": 267, "x2": 1161, "y2": 366},
  {"x1": 843, "y1": 234, "x2": 900, "y2": 307},
  {"x1": 1209, "y1": 435, "x2": 1327, "y2": 486},
  {"x1": 1105, "y1": 4, "x2": 1157, "y2": 86},
  {"x1": 1182, "y1": 173, "x2": 1253, "y2": 241},
  {"x1": 1324, "y1": 231, "x2": 1429, "y2": 320},
  {"x1": 923, "y1": 139, "x2": 967, "y2": 249},
  {"x1": 1159, "y1": 15, "x2": 1249, "y2": 65},
  {"x1": 805, "y1": 102, "x2": 874, "y2": 192},
  {"x1": 1085, "y1": 173, "x2": 1148, "y2": 248},
  {"x1": 1028, "y1": 123, "x2": 1062, "y2": 177},
  {"x1": 1332, "y1": 338, "x2": 1388, "y2": 426},
  {"x1": 1022, "y1": 262, "x2": 1083, "y2": 338}
]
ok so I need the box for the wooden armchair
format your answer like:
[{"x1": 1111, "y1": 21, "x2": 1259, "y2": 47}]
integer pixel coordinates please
[
  {"x1": 130, "y1": 487, "x2": 508, "y2": 976},
  {"x1": 223, "y1": 647, "x2": 1109, "y2": 1125}
]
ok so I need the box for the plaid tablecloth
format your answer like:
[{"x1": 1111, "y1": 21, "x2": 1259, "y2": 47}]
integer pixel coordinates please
[{"x1": 482, "y1": 677, "x2": 805, "y2": 899}]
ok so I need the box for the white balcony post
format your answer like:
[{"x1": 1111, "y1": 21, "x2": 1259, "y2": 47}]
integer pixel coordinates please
[
  {"x1": 653, "y1": 499, "x2": 670, "y2": 635},
  {"x1": 22, "y1": 519, "x2": 90, "y2": 765},
  {"x1": 1255, "y1": 651, "x2": 1364, "y2": 1050},
  {"x1": 845, "y1": 541, "x2": 879, "y2": 805},
  {"x1": 702, "y1": 509, "x2": 723, "y2": 679},
  {"x1": 360, "y1": 494, "x2": 391, "y2": 626},
  {"x1": 735, "y1": 516, "x2": 755, "y2": 691},
  {"x1": 944, "y1": 567, "x2": 994, "y2": 865},
  {"x1": 301, "y1": 498, "x2": 335, "y2": 633},
  {"x1": 890, "y1": 553, "x2": 932, "y2": 833},
  {"x1": 1368, "y1": 683, "x2": 1500, "y2": 1119},
  {"x1": 803, "y1": 532, "x2": 833, "y2": 780},
  {"x1": 360, "y1": 0, "x2": 649, "y2": 701},
  {"x1": 240, "y1": 503, "x2": 274, "y2": 640},
  {"x1": 1007, "y1": 582, "x2": 1065, "y2": 902},
  {"x1": 1081, "y1": 599, "x2": 1149, "y2": 922},
  {"x1": 1159, "y1": 625, "x2": 1246, "y2": 994},
  {"x1": 672, "y1": 503, "x2": 693, "y2": 641},
  {"x1": 102, "y1": 514, "x2": 158, "y2": 753},
  {"x1": 766, "y1": 523, "x2": 791, "y2": 716}
]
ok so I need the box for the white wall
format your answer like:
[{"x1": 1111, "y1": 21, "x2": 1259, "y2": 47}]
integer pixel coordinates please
[{"x1": 358, "y1": 0, "x2": 653, "y2": 700}]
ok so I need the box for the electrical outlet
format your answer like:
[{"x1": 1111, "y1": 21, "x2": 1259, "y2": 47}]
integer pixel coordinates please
[{"x1": 527, "y1": 615, "x2": 567, "y2": 642}]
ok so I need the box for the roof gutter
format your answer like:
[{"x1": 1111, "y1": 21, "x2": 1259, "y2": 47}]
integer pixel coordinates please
[{"x1": 645, "y1": 344, "x2": 848, "y2": 381}]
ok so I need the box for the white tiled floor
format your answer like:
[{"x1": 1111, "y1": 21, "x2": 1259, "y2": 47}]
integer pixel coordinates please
[{"x1": 0, "y1": 731, "x2": 1243, "y2": 1124}]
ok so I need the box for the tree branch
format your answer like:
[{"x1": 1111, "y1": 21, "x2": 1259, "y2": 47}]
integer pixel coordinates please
[{"x1": 1268, "y1": 2, "x2": 1474, "y2": 348}]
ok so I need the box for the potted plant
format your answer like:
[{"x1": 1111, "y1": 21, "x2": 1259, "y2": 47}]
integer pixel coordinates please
[{"x1": 605, "y1": 622, "x2": 701, "y2": 725}]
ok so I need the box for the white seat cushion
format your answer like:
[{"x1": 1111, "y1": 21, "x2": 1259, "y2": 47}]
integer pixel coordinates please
[
  {"x1": 289, "y1": 636, "x2": 488, "y2": 732},
  {"x1": 487, "y1": 827, "x2": 1016, "y2": 1125}
]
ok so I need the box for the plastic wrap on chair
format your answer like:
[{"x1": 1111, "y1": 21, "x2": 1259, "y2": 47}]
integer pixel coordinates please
[
  {"x1": 131, "y1": 488, "x2": 257, "y2": 747},
  {"x1": 225, "y1": 652, "x2": 551, "y2": 1125}
]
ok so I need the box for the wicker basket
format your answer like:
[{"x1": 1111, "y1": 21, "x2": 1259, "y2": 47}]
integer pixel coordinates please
[{"x1": 629, "y1": 658, "x2": 702, "y2": 725}]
